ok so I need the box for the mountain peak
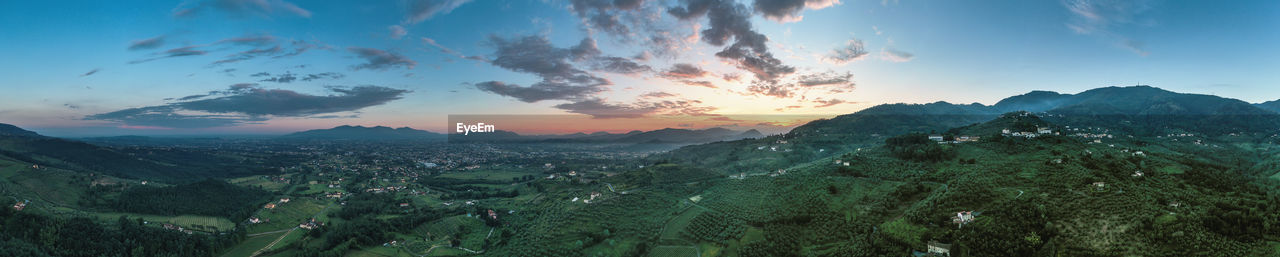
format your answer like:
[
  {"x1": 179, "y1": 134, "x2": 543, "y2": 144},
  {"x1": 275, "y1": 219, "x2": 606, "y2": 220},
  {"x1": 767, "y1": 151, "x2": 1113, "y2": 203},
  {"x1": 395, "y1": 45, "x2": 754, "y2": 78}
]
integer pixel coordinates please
[{"x1": 0, "y1": 123, "x2": 40, "y2": 137}]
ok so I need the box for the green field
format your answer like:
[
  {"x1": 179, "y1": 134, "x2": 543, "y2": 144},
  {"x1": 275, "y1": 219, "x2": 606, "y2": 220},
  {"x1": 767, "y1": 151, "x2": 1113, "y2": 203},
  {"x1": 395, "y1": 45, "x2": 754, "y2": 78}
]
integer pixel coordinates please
[
  {"x1": 219, "y1": 233, "x2": 280, "y2": 257},
  {"x1": 90, "y1": 212, "x2": 236, "y2": 231},
  {"x1": 246, "y1": 197, "x2": 330, "y2": 234},
  {"x1": 649, "y1": 246, "x2": 698, "y2": 257}
]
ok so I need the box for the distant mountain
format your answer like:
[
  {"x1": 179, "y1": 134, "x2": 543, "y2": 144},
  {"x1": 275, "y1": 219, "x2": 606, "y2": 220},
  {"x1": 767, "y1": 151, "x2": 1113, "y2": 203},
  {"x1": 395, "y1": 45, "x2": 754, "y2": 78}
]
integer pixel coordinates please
[
  {"x1": 281, "y1": 125, "x2": 444, "y2": 140},
  {"x1": 0, "y1": 123, "x2": 41, "y2": 137},
  {"x1": 0, "y1": 123, "x2": 279, "y2": 181},
  {"x1": 993, "y1": 90, "x2": 1072, "y2": 113},
  {"x1": 448, "y1": 127, "x2": 759, "y2": 145},
  {"x1": 1256, "y1": 100, "x2": 1280, "y2": 113}
]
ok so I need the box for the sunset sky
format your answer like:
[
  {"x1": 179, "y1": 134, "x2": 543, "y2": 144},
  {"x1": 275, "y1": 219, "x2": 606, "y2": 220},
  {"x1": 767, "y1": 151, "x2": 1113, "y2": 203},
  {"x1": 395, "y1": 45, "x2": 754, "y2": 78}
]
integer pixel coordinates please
[{"x1": 2, "y1": 0, "x2": 1278, "y2": 136}]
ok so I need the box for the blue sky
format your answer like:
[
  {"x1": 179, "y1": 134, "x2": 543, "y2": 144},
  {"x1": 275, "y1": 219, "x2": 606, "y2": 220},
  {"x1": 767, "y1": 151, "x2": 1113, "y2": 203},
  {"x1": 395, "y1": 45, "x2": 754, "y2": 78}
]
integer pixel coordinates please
[{"x1": 1, "y1": 0, "x2": 1277, "y2": 136}]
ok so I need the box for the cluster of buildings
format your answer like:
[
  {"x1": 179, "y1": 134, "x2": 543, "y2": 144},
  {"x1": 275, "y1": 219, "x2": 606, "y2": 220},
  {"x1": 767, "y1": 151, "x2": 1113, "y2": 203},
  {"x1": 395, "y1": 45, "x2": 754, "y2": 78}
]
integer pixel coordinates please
[{"x1": 1002, "y1": 127, "x2": 1055, "y2": 138}]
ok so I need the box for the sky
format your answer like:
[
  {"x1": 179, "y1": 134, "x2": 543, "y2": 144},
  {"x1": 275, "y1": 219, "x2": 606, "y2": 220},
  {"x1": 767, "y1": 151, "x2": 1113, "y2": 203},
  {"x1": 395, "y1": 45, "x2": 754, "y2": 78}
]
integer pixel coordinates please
[{"x1": 1, "y1": 0, "x2": 1278, "y2": 137}]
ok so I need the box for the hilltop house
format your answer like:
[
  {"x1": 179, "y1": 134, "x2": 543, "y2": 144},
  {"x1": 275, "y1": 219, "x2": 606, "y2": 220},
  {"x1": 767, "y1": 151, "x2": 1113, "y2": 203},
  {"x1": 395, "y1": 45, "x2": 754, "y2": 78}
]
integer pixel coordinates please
[
  {"x1": 12, "y1": 201, "x2": 26, "y2": 211},
  {"x1": 928, "y1": 135, "x2": 945, "y2": 142},
  {"x1": 263, "y1": 203, "x2": 276, "y2": 209},
  {"x1": 279, "y1": 198, "x2": 290, "y2": 203},
  {"x1": 1092, "y1": 182, "x2": 1107, "y2": 191},
  {"x1": 952, "y1": 211, "x2": 976, "y2": 227},
  {"x1": 487, "y1": 209, "x2": 498, "y2": 220}
]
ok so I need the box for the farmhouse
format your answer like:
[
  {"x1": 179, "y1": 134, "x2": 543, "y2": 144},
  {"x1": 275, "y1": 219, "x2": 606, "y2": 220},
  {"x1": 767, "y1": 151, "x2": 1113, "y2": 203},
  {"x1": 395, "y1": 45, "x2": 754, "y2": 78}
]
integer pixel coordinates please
[
  {"x1": 12, "y1": 201, "x2": 26, "y2": 211},
  {"x1": 263, "y1": 203, "x2": 276, "y2": 209},
  {"x1": 951, "y1": 211, "x2": 976, "y2": 227},
  {"x1": 927, "y1": 241, "x2": 951, "y2": 256}
]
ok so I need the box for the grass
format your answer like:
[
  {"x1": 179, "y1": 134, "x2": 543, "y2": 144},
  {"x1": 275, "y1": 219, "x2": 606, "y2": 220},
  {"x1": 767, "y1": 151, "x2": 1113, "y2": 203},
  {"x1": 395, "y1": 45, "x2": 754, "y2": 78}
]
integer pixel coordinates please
[
  {"x1": 880, "y1": 217, "x2": 928, "y2": 247},
  {"x1": 91, "y1": 212, "x2": 235, "y2": 231},
  {"x1": 661, "y1": 207, "x2": 705, "y2": 240},
  {"x1": 649, "y1": 246, "x2": 699, "y2": 257},
  {"x1": 437, "y1": 169, "x2": 537, "y2": 182},
  {"x1": 219, "y1": 234, "x2": 279, "y2": 257},
  {"x1": 229, "y1": 175, "x2": 291, "y2": 192},
  {"x1": 246, "y1": 197, "x2": 329, "y2": 234}
]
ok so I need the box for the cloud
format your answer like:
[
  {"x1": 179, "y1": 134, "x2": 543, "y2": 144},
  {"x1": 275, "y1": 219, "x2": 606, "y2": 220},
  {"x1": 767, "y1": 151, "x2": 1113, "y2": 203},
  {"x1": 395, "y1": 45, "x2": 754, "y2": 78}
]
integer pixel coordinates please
[
  {"x1": 811, "y1": 98, "x2": 849, "y2": 108},
  {"x1": 590, "y1": 56, "x2": 652, "y2": 74},
  {"x1": 86, "y1": 84, "x2": 409, "y2": 128},
  {"x1": 473, "y1": 35, "x2": 611, "y2": 102},
  {"x1": 422, "y1": 37, "x2": 486, "y2": 61},
  {"x1": 880, "y1": 47, "x2": 913, "y2": 62},
  {"x1": 553, "y1": 98, "x2": 659, "y2": 119},
  {"x1": 795, "y1": 71, "x2": 853, "y2": 87},
  {"x1": 475, "y1": 81, "x2": 606, "y2": 103},
  {"x1": 661, "y1": 63, "x2": 709, "y2": 79},
  {"x1": 825, "y1": 38, "x2": 868, "y2": 64},
  {"x1": 680, "y1": 80, "x2": 717, "y2": 88},
  {"x1": 173, "y1": 0, "x2": 312, "y2": 18},
  {"x1": 218, "y1": 34, "x2": 277, "y2": 46},
  {"x1": 405, "y1": 0, "x2": 473, "y2": 24},
  {"x1": 669, "y1": 0, "x2": 795, "y2": 82},
  {"x1": 640, "y1": 91, "x2": 676, "y2": 98},
  {"x1": 256, "y1": 72, "x2": 342, "y2": 83},
  {"x1": 348, "y1": 47, "x2": 416, "y2": 71},
  {"x1": 258, "y1": 71, "x2": 297, "y2": 83},
  {"x1": 213, "y1": 45, "x2": 282, "y2": 65},
  {"x1": 80, "y1": 68, "x2": 101, "y2": 77},
  {"x1": 389, "y1": 25, "x2": 408, "y2": 39},
  {"x1": 128, "y1": 36, "x2": 166, "y2": 51},
  {"x1": 745, "y1": 81, "x2": 794, "y2": 98},
  {"x1": 128, "y1": 46, "x2": 208, "y2": 64},
  {"x1": 1063, "y1": 0, "x2": 1154, "y2": 56},
  {"x1": 302, "y1": 72, "x2": 345, "y2": 81},
  {"x1": 553, "y1": 98, "x2": 717, "y2": 119},
  {"x1": 752, "y1": 0, "x2": 841, "y2": 23}
]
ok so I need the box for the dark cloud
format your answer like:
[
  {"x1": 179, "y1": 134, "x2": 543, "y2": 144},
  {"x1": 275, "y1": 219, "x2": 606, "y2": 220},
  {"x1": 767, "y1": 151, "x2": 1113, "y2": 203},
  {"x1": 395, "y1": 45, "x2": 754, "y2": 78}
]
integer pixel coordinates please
[
  {"x1": 752, "y1": 0, "x2": 840, "y2": 22},
  {"x1": 348, "y1": 47, "x2": 416, "y2": 71},
  {"x1": 86, "y1": 84, "x2": 409, "y2": 128},
  {"x1": 590, "y1": 56, "x2": 651, "y2": 74},
  {"x1": 662, "y1": 63, "x2": 708, "y2": 79},
  {"x1": 405, "y1": 0, "x2": 473, "y2": 24},
  {"x1": 258, "y1": 71, "x2": 297, "y2": 83},
  {"x1": 475, "y1": 81, "x2": 605, "y2": 103},
  {"x1": 668, "y1": 0, "x2": 795, "y2": 82},
  {"x1": 474, "y1": 35, "x2": 611, "y2": 102},
  {"x1": 880, "y1": 47, "x2": 914, "y2": 62},
  {"x1": 173, "y1": 0, "x2": 312, "y2": 18},
  {"x1": 302, "y1": 72, "x2": 344, "y2": 81},
  {"x1": 250, "y1": 72, "x2": 271, "y2": 77},
  {"x1": 80, "y1": 68, "x2": 101, "y2": 77},
  {"x1": 826, "y1": 38, "x2": 868, "y2": 64},
  {"x1": 128, "y1": 36, "x2": 166, "y2": 51},
  {"x1": 554, "y1": 98, "x2": 657, "y2": 119},
  {"x1": 257, "y1": 71, "x2": 343, "y2": 83},
  {"x1": 570, "y1": 0, "x2": 647, "y2": 37}
]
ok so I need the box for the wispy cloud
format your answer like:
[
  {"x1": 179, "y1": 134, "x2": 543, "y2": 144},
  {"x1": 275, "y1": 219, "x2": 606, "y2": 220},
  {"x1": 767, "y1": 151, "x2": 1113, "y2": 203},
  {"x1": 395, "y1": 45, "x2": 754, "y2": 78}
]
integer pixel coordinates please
[
  {"x1": 825, "y1": 38, "x2": 868, "y2": 64},
  {"x1": 1063, "y1": 0, "x2": 1155, "y2": 56},
  {"x1": 172, "y1": 0, "x2": 312, "y2": 18},
  {"x1": 880, "y1": 47, "x2": 913, "y2": 62},
  {"x1": 348, "y1": 47, "x2": 416, "y2": 71},
  {"x1": 128, "y1": 36, "x2": 166, "y2": 51}
]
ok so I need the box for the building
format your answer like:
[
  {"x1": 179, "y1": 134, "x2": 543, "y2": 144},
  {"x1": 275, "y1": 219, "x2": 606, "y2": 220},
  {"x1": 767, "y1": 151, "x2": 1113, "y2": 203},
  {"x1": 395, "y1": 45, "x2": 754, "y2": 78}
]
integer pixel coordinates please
[
  {"x1": 12, "y1": 201, "x2": 26, "y2": 211},
  {"x1": 927, "y1": 241, "x2": 952, "y2": 256},
  {"x1": 928, "y1": 135, "x2": 944, "y2": 141},
  {"x1": 263, "y1": 203, "x2": 276, "y2": 209},
  {"x1": 951, "y1": 211, "x2": 976, "y2": 227},
  {"x1": 279, "y1": 198, "x2": 290, "y2": 203}
]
